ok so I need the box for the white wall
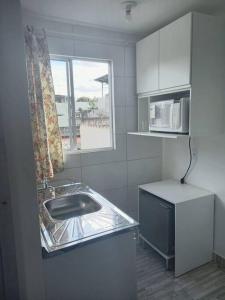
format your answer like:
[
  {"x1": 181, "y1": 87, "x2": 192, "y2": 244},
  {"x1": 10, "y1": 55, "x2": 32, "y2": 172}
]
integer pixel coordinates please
[
  {"x1": 23, "y1": 10, "x2": 225, "y2": 261},
  {"x1": 23, "y1": 12, "x2": 162, "y2": 220},
  {"x1": 163, "y1": 135, "x2": 225, "y2": 258},
  {"x1": 0, "y1": 1, "x2": 45, "y2": 299}
]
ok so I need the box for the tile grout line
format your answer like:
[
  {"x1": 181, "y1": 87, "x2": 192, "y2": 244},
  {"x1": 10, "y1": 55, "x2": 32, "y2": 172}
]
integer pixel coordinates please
[{"x1": 63, "y1": 155, "x2": 162, "y2": 170}]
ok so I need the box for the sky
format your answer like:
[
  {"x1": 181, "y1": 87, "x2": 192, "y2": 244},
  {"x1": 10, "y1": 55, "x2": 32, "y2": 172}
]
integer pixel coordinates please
[{"x1": 51, "y1": 59, "x2": 109, "y2": 100}]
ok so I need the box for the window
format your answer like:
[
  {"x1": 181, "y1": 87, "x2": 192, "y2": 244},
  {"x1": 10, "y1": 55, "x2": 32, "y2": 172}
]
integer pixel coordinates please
[{"x1": 50, "y1": 56, "x2": 114, "y2": 152}]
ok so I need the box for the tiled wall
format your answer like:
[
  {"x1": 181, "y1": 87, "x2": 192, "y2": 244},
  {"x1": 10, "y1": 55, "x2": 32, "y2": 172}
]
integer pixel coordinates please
[
  {"x1": 23, "y1": 13, "x2": 162, "y2": 219},
  {"x1": 162, "y1": 136, "x2": 225, "y2": 258}
]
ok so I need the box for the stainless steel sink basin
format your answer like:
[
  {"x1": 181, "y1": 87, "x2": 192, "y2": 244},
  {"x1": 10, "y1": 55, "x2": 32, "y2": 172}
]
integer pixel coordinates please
[
  {"x1": 44, "y1": 193, "x2": 102, "y2": 220},
  {"x1": 40, "y1": 183, "x2": 138, "y2": 253}
]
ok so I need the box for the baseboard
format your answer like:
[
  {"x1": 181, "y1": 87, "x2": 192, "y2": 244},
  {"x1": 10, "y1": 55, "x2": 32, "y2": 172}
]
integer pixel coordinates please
[{"x1": 213, "y1": 253, "x2": 225, "y2": 269}]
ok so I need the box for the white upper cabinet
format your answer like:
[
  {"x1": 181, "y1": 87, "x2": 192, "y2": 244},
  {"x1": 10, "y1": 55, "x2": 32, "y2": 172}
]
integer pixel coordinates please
[
  {"x1": 159, "y1": 14, "x2": 192, "y2": 90},
  {"x1": 136, "y1": 31, "x2": 159, "y2": 94},
  {"x1": 135, "y1": 12, "x2": 225, "y2": 136}
]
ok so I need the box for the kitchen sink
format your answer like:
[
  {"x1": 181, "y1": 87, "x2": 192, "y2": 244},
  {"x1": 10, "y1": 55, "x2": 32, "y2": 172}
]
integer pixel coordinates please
[
  {"x1": 44, "y1": 193, "x2": 102, "y2": 220},
  {"x1": 40, "y1": 183, "x2": 138, "y2": 253}
]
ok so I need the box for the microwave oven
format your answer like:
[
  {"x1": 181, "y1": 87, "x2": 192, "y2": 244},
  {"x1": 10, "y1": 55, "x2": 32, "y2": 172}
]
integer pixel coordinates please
[{"x1": 149, "y1": 97, "x2": 189, "y2": 134}]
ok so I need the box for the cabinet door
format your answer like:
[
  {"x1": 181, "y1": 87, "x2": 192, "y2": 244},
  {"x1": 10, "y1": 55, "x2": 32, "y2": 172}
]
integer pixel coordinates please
[
  {"x1": 159, "y1": 13, "x2": 192, "y2": 90},
  {"x1": 136, "y1": 31, "x2": 159, "y2": 94},
  {"x1": 139, "y1": 190, "x2": 175, "y2": 255}
]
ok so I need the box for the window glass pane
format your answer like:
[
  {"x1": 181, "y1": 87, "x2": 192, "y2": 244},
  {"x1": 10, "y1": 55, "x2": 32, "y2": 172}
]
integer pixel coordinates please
[
  {"x1": 51, "y1": 60, "x2": 70, "y2": 150},
  {"x1": 73, "y1": 59, "x2": 112, "y2": 151},
  {"x1": 50, "y1": 57, "x2": 114, "y2": 152},
  {"x1": 51, "y1": 60, "x2": 68, "y2": 96}
]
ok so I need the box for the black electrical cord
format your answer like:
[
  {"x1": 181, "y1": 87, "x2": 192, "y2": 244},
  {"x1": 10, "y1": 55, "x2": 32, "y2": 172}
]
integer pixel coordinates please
[{"x1": 180, "y1": 137, "x2": 192, "y2": 184}]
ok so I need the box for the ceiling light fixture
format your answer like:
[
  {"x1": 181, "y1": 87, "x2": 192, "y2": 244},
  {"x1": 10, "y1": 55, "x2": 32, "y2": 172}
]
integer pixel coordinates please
[{"x1": 122, "y1": 1, "x2": 137, "y2": 22}]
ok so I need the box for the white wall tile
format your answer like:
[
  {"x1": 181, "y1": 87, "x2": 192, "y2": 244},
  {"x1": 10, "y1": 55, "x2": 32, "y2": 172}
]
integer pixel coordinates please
[
  {"x1": 114, "y1": 76, "x2": 126, "y2": 107},
  {"x1": 100, "y1": 188, "x2": 127, "y2": 212},
  {"x1": 53, "y1": 167, "x2": 82, "y2": 182},
  {"x1": 127, "y1": 157, "x2": 161, "y2": 187},
  {"x1": 125, "y1": 76, "x2": 137, "y2": 106},
  {"x1": 74, "y1": 40, "x2": 125, "y2": 77},
  {"x1": 125, "y1": 105, "x2": 138, "y2": 133},
  {"x1": 124, "y1": 46, "x2": 136, "y2": 77},
  {"x1": 64, "y1": 153, "x2": 81, "y2": 168},
  {"x1": 127, "y1": 186, "x2": 139, "y2": 220},
  {"x1": 115, "y1": 106, "x2": 126, "y2": 134},
  {"x1": 82, "y1": 161, "x2": 127, "y2": 191},
  {"x1": 127, "y1": 135, "x2": 162, "y2": 160},
  {"x1": 80, "y1": 134, "x2": 126, "y2": 166},
  {"x1": 47, "y1": 36, "x2": 74, "y2": 56}
]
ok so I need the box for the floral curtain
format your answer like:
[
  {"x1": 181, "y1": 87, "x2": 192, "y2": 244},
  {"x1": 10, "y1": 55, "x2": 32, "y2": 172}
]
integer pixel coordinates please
[{"x1": 24, "y1": 25, "x2": 64, "y2": 182}]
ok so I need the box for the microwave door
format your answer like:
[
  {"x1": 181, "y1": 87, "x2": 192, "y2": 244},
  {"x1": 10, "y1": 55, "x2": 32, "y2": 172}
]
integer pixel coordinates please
[
  {"x1": 172, "y1": 102, "x2": 181, "y2": 131},
  {"x1": 150, "y1": 98, "x2": 189, "y2": 133},
  {"x1": 150, "y1": 100, "x2": 174, "y2": 132},
  {"x1": 168, "y1": 101, "x2": 180, "y2": 132},
  {"x1": 155, "y1": 102, "x2": 168, "y2": 129},
  {"x1": 169, "y1": 103, "x2": 174, "y2": 131},
  {"x1": 162, "y1": 102, "x2": 172, "y2": 129},
  {"x1": 150, "y1": 103, "x2": 163, "y2": 129}
]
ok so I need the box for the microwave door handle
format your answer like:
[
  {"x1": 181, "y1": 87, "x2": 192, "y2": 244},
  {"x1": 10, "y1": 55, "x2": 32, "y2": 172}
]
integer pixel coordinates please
[{"x1": 179, "y1": 100, "x2": 183, "y2": 131}]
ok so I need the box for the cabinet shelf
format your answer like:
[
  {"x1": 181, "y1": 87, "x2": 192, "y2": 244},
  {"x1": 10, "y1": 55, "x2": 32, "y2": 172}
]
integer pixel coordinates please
[{"x1": 127, "y1": 132, "x2": 188, "y2": 139}]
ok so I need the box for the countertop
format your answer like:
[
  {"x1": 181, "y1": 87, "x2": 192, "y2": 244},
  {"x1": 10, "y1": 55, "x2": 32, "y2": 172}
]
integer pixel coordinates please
[
  {"x1": 39, "y1": 183, "x2": 138, "y2": 253},
  {"x1": 139, "y1": 180, "x2": 214, "y2": 204}
]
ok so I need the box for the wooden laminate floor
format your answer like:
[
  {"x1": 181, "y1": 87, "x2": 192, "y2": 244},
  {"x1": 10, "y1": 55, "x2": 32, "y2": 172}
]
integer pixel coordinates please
[{"x1": 137, "y1": 243, "x2": 225, "y2": 300}]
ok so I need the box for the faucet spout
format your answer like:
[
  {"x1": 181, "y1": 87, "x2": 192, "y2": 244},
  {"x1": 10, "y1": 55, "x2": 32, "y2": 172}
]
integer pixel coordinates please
[{"x1": 43, "y1": 177, "x2": 49, "y2": 189}]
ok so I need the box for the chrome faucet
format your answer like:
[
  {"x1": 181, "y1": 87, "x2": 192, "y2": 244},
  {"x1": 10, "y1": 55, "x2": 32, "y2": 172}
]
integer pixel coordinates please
[
  {"x1": 43, "y1": 177, "x2": 49, "y2": 189},
  {"x1": 38, "y1": 177, "x2": 53, "y2": 192},
  {"x1": 37, "y1": 178, "x2": 55, "y2": 201}
]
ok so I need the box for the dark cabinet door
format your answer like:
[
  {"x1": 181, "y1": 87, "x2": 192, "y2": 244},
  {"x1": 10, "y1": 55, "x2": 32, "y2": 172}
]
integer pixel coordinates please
[{"x1": 139, "y1": 190, "x2": 175, "y2": 255}]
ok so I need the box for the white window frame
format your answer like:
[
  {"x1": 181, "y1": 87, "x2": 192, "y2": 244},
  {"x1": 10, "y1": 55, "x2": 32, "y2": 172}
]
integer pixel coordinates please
[{"x1": 50, "y1": 54, "x2": 116, "y2": 154}]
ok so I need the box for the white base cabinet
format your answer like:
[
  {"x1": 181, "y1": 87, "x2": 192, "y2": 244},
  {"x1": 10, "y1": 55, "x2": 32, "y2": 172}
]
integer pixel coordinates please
[
  {"x1": 43, "y1": 231, "x2": 137, "y2": 300},
  {"x1": 139, "y1": 180, "x2": 214, "y2": 277}
]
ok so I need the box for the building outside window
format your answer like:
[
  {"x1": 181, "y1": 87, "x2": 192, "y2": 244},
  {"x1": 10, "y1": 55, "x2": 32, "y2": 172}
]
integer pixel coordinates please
[{"x1": 50, "y1": 56, "x2": 115, "y2": 152}]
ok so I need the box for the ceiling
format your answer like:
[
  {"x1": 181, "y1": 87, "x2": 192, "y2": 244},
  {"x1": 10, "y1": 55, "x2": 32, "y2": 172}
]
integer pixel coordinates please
[{"x1": 21, "y1": 0, "x2": 225, "y2": 34}]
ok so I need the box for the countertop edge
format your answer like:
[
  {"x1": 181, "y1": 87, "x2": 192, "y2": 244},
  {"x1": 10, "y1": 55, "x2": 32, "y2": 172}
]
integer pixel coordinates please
[{"x1": 42, "y1": 224, "x2": 139, "y2": 258}]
